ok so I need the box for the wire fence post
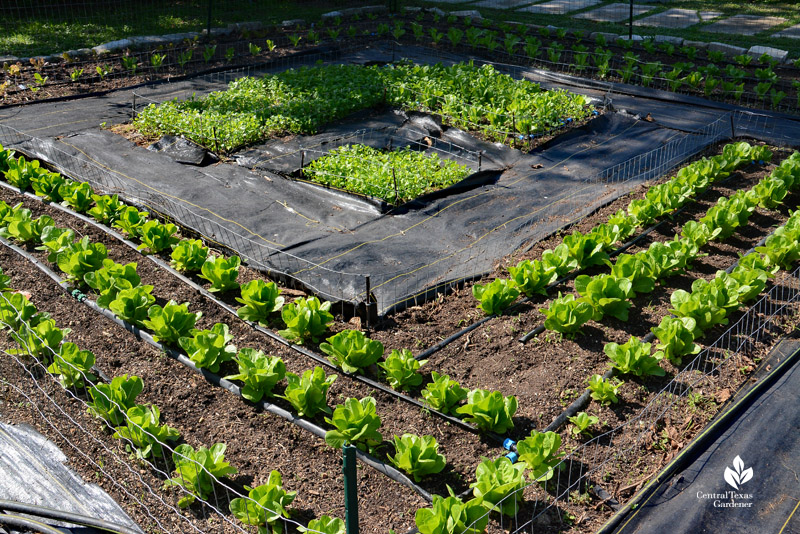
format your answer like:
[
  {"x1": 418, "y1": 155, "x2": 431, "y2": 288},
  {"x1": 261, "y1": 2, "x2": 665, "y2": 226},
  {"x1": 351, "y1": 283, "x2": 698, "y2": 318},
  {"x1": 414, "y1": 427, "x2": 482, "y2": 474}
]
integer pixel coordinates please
[
  {"x1": 343, "y1": 445, "x2": 359, "y2": 534},
  {"x1": 629, "y1": 0, "x2": 634, "y2": 39},
  {"x1": 364, "y1": 276, "x2": 377, "y2": 328},
  {"x1": 206, "y1": 0, "x2": 213, "y2": 38}
]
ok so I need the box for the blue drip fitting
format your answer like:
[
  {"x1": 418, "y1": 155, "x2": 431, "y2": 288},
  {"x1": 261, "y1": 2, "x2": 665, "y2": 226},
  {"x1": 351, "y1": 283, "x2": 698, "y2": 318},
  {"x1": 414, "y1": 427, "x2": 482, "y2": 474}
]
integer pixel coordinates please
[
  {"x1": 505, "y1": 451, "x2": 519, "y2": 464},
  {"x1": 502, "y1": 438, "x2": 516, "y2": 451}
]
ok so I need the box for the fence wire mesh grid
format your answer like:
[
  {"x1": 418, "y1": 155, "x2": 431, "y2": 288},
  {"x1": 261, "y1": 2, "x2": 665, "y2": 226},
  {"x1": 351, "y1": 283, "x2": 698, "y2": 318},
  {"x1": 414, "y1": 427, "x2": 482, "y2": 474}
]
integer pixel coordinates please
[{"x1": 0, "y1": 290, "x2": 333, "y2": 534}]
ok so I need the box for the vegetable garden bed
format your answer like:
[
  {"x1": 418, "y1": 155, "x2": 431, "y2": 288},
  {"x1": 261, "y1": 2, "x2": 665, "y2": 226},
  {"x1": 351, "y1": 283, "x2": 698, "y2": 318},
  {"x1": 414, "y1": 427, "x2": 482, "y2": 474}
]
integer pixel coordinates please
[{"x1": 2, "y1": 131, "x2": 800, "y2": 534}]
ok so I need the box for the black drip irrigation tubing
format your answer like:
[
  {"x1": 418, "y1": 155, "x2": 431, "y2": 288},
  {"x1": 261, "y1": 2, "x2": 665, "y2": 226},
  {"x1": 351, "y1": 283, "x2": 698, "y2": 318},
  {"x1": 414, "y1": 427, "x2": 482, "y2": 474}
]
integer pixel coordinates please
[
  {"x1": 0, "y1": 513, "x2": 64, "y2": 534},
  {"x1": 0, "y1": 180, "x2": 486, "y2": 440},
  {"x1": 542, "y1": 229, "x2": 777, "y2": 435},
  {"x1": 0, "y1": 236, "x2": 434, "y2": 503},
  {"x1": 0, "y1": 499, "x2": 142, "y2": 534}
]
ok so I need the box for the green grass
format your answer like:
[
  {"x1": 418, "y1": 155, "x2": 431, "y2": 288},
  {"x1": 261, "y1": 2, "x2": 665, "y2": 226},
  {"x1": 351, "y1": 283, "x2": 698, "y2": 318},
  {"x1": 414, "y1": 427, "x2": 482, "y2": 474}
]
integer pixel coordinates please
[{"x1": 0, "y1": 0, "x2": 360, "y2": 57}]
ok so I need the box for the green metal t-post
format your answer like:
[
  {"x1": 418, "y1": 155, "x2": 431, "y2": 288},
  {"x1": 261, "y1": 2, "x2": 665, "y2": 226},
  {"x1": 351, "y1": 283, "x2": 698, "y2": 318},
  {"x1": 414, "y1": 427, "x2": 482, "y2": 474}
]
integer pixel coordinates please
[{"x1": 343, "y1": 445, "x2": 359, "y2": 534}]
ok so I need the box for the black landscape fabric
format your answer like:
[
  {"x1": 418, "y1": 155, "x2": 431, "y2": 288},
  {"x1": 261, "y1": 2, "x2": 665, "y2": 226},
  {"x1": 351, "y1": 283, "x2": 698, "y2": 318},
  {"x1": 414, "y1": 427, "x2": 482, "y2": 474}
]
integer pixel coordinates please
[{"x1": 607, "y1": 339, "x2": 800, "y2": 534}]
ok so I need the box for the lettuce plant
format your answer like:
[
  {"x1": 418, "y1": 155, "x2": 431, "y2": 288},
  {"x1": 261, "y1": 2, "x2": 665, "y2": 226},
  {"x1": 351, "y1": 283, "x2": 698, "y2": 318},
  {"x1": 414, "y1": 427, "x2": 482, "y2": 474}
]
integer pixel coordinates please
[
  {"x1": 11, "y1": 318, "x2": 69, "y2": 363},
  {"x1": 562, "y1": 231, "x2": 609, "y2": 268},
  {"x1": 224, "y1": 348, "x2": 286, "y2": 402},
  {"x1": 575, "y1": 274, "x2": 633, "y2": 321},
  {"x1": 681, "y1": 220, "x2": 721, "y2": 247},
  {"x1": 516, "y1": 430, "x2": 563, "y2": 482},
  {"x1": 507, "y1": 259, "x2": 556, "y2": 297},
  {"x1": 320, "y1": 329, "x2": 384, "y2": 374},
  {"x1": 669, "y1": 280, "x2": 732, "y2": 334},
  {"x1": 236, "y1": 279, "x2": 284, "y2": 324},
  {"x1": 472, "y1": 278, "x2": 519, "y2": 316},
  {"x1": 279, "y1": 296, "x2": 334, "y2": 344},
  {"x1": 4, "y1": 155, "x2": 48, "y2": 190},
  {"x1": 608, "y1": 254, "x2": 656, "y2": 295},
  {"x1": 87, "y1": 374, "x2": 143, "y2": 427},
  {"x1": 587, "y1": 374, "x2": 621, "y2": 405},
  {"x1": 279, "y1": 366, "x2": 337, "y2": 418},
  {"x1": 541, "y1": 244, "x2": 578, "y2": 277},
  {"x1": 0, "y1": 291, "x2": 42, "y2": 332},
  {"x1": 143, "y1": 300, "x2": 201, "y2": 345},
  {"x1": 1, "y1": 210, "x2": 54, "y2": 244},
  {"x1": 165, "y1": 443, "x2": 238, "y2": 508},
  {"x1": 388, "y1": 434, "x2": 446, "y2": 482},
  {"x1": 56, "y1": 236, "x2": 108, "y2": 282},
  {"x1": 47, "y1": 342, "x2": 96, "y2": 388},
  {"x1": 199, "y1": 255, "x2": 241, "y2": 292},
  {"x1": 378, "y1": 348, "x2": 426, "y2": 391},
  {"x1": 456, "y1": 389, "x2": 517, "y2": 434},
  {"x1": 756, "y1": 227, "x2": 800, "y2": 269},
  {"x1": 170, "y1": 239, "x2": 209, "y2": 272},
  {"x1": 113, "y1": 404, "x2": 180, "y2": 459},
  {"x1": 37, "y1": 226, "x2": 75, "y2": 262},
  {"x1": 540, "y1": 292, "x2": 594, "y2": 335},
  {"x1": 88, "y1": 194, "x2": 125, "y2": 225},
  {"x1": 470, "y1": 456, "x2": 526, "y2": 517},
  {"x1": 324, "y1": 396, "x2": 383, "y2": 451},
  {"x1": 298, "y1": 516, "x2": 344, "y2": 534},
  {"x1": 752, "y1": 175, "x2": 788, "y2": 209},
  {"x1": 229, "y1": 471, "x2": 296, "y2": 533},
  {"x1": 108, "y1": 285, "x2": 156, "y2": 327},
  {"x1": 604, "y1": 336, "x2": 663, "y2": 376},
  {"x1": 84, "y1": 259, "x2": 141, "y2": 308},
  {"x1": 737, "y1": 251, "x2": 778, "y2": 277},
  {"x1": 0, "y1": 267, "x2": 9, "y2": 291},
  {"x1": 651, "y1": 316, "x2": 701, "y2": 365},
  {"x1": 415, "y1": 491, "x2": 488, "y2": 534},
  {"x1": 728, "y1": 265, "x2": 768, "y2": 303},
  {"x1": 421, "y1": 371, "x2": 468, "y2": 414},
  {"x1": 568, "y1": 412, "x2": 599, "y2": 437},
  {"x1": 179, "y1": 323, "x2": 236, "y2": 373},
  {"x1": 31, "y1": 171, "x2": 66, "y2": 202},
  {"x1": 137, "y1": 220, "x2": 180, "y2": 254},
  {"x1": 58, "y1": 181, "x2": 94, "y2": 212},
  {"x1": 112, "y1": 206, "x2": 150, "y2": 238}
]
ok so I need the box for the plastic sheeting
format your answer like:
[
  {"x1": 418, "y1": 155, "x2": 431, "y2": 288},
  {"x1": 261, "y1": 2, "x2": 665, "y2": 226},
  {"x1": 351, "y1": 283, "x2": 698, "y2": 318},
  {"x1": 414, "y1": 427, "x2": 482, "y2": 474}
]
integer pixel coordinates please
[{"x1": 0, "y1": 422, "x2": 142, "y2": 532}]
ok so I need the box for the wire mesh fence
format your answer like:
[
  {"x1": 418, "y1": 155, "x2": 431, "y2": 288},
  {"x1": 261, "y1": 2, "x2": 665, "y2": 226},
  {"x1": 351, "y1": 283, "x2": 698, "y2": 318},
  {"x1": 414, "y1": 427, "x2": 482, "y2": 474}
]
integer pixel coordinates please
[
  {"x1": 0, "y1": 289, "x2": 334, "y2": 534},
  {"x1": 462, "y1": 262, "x2": 800, "y2": 533}
]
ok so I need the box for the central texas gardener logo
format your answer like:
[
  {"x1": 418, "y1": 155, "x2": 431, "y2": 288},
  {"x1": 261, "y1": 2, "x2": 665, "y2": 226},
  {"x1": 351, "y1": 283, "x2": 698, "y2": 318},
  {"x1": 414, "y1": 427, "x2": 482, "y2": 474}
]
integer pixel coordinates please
[{"x1": 724, "y1": 455, "x2": 753, "y2": 490}]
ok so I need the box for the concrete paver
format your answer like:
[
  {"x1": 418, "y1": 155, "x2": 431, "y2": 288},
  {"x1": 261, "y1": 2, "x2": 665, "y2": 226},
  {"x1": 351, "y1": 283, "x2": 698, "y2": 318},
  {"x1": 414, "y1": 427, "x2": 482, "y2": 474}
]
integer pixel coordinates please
[
  {"x1": 773, "y1": 23, "x2": 800, "y2": 40},
  {"x1": 633, "y1": 8, "x2": 720, "y2": 29},
  {"x1": 704, "y1": 14, "x2": 786, "y2": 36},
  {"x1": 517, "y1": 0, "x2": 601, "y2": 15},
  {"x1": 573, "y1": 3, "x2": 654, "y2": 23}
]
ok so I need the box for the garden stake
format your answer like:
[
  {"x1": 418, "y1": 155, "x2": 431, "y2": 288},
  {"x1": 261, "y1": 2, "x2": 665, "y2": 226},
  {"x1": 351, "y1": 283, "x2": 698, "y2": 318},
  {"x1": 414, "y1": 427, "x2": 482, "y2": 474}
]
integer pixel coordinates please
[
  {"x1": 131, "y1": 93, "x2": 136, "y2": 120},
  {"x1": 300, "y1": 150, "x2": 305, "y2": 170},
  {"x1": 343, "y1": 445, "x2": 360, "y2": 534},
  {"x1": 392, "y1": 167, "x2": 399, "y2": 205}
]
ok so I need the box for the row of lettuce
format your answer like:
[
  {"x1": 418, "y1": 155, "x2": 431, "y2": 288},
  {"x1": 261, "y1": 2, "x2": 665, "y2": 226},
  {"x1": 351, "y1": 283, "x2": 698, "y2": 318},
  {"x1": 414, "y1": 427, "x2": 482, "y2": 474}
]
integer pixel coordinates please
[
  {"x1": 0, "y1": 146, "x2": 566, "y2": 528},
  {"x1": 133, "y1": 61, "x2": 593, "y2": 152}
]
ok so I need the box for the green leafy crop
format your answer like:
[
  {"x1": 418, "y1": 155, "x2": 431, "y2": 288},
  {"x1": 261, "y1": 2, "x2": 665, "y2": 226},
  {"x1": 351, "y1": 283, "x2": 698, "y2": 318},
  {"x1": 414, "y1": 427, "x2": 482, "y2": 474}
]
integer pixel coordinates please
[
  {"x1": 421, "y1": 371, "x2": 468, "y2": 414},
  {"x1": 378, "y1": 348, "x2": 426, "y2": 391},
  {"x1": 108, "y1": 285, "x2": 156, "y2": 327},
  {"x1": 507, "y1": 259, "x2": 556, "y2": 297},
  {"x1": 575, "y1": 274, "x2": 634, "y2": 322},
  {"x1": 84, "y1": 259, "x2": 142, "y2": 309},
  {"x1": 48, "y1": 342, "x2": 96, "y2": 388},
  {"x1": 31, "y1": 171, "x2": 66, "y2": 202},
  {"x1": 651, "y1": 316, "x2": 701, "y2": 365},
  {"x1": 56, "y1": 236, "x2": 108, "y2": 282},
  {"x1": 199, "y1": 255, "x2": 241, "y2": 293},
  {"x1": 388, "y1": 433, "x2": 446, "y2": 482},
  {"x1": 113, "y1": 404, "x2": 180, "y2": 459},
  {"x1": 142, "y1": 300, "x2": 201, "y2": 345},
  {"x1": 88, "y1": 194, "x2": 125, "y2": 225},
  {"x1": 224, "y1": 348, "x2": 286, "y2": 402},
  {"x1": 12, "y1": 318, "x2": 69, "y2": 363},
  {"x1": 87, "y1": 374, "x2": 143, "y2": 427},
  {"x1": 320, "y1": 329, "x2": 384, "y2": 374},
  {"x1": 1, "y1": 209, "x2": 54, "y2": 245},
  {"x1": 229, "y1": 471, "x2": 297, "y2": 534},
  {"x1": 415, "y1": 491, "x2": 488, "y2": 534},
  {"x1": 170, "y1": 239, "x2": 209, "y2": 273},
  {"x1": 472, "y1": 279, "x2": 519, "y2": 316},
  {"x1": 179, "y1": 323, "x2": 236, "y2": 373},
  {"x1": 236, "y1": 279, "x2": 284, "y2": 325},
  {"x1": 298, "y1": 516, "x2": 344, "y2": 534},
  {"x1": 516, "y1": 430, "x2": 563, "y2": 482},
  {"x1": 471, "y1": 456, "x2": 526, "y2": 517},
  {"x1": 540, "y1": 292, "x2": 594, "y2": 335},
  {"x1": 587, "y1": 374, "x2": 622, "y2": 405},
  {"x1": 58, "y1": 181, "x2": 94, "y2": 212},
  {"x1": 568, "y1": 412, "x2": 599, "y2": 437},
  {"x1": 456, "y1": 389, "x2": 517, "y2": 434},
  {"x1": 165, "y1": 443, "x2": 238, "y2": 508},
  {"x1": 279, "y1": 296, "x2": 334, "y2": 344},
  {"x1": 137, "y1": 220, "x2": 180, "y2": 254},
  {"x1": 279, "y1": 366, "x2": 337, "y2": 418},
  {"x1": 112, "y1": 206, "x2": 150, "y2": 238},
  {"x1": 37, "y1": 226, "x2": 75, "y2": 263},
  {"x1": 324, "y1": 396, "x2": 383, "y2": 451},
  {"x1": 604, "y1": 336, "x2": 663, "y2": 376}
]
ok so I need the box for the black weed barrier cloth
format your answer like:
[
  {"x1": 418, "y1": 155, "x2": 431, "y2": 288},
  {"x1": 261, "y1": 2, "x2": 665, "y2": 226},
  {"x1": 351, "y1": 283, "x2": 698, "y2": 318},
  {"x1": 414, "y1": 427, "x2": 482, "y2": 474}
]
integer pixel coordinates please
[
  {"x1": 3, "y1": 43, "x2": 799, "y2": 314},
  {"x1": 602, "y1": 338, "x2": 800, "y2": 534}
]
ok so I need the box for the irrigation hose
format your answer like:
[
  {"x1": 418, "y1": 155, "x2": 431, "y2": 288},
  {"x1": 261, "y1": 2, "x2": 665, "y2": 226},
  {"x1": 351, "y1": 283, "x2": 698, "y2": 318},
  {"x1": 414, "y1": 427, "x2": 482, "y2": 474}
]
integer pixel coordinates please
[
  {"x1": 0, "y1": 236, "x2": 434, "y2": 503},
  {"x1": 596, "y1": 339, "x2": 800, "y2": 534},
  {"x1": 0, "y1": 499, "x2": 142, "y2": 534},
  {"x1": 0, "y1": 513, "x2": 65, "y2": 534},
  {"x1": 0, "y1": 179, "x2": 482, "y2": 437}
]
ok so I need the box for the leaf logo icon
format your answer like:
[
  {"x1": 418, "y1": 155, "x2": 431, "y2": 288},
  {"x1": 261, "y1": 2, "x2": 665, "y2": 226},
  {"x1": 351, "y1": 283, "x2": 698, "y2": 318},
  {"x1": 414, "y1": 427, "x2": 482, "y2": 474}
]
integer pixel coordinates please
[{"x1": 724, "y1": 455, "x2": 753, "y2": 490}]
